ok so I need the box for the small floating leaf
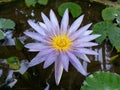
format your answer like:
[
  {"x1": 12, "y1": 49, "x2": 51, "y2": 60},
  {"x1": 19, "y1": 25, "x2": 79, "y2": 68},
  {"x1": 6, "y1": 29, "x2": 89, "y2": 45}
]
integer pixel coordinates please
[
  {"x1": 0, "y1": 18, "x2": 15, "y2": 29},
  {"x1": 0, "y1": 30, "x2": 5, "y2": 39},
  {"x1": 102, "y1": 7, "x2": 120, "y2": 22},
  {"x1": 58, "y1": 2, "x2": 82, "y2": 18},
  {"x1": 92, "y1": 21, "x2": 120, "y2": 52},
  {"x1": 25, "y1": 0, "x2": 37, "y2": 7},
  {"x1": 7, "y1": 56, "x2": 20, "y2": 70},
  {"x1": 38, "y1": 0, "x2": 48, "y2": 5},
  {"x1": 81, "y1": 71, "x2": 120, "y2": 90}
]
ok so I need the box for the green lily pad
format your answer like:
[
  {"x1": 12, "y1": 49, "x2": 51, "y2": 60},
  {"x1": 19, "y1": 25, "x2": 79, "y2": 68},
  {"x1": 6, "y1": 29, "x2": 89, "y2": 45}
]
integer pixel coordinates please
[
  {"x1": 0, "y1": 18, "x2": 15, "y2": 29},
  {"x1": 7, "y1": 56, "x2": 20, "y2": 70},
  {"x1": 92, "y1": 21, "x2": 120, "y2": 52},
  {"x1": 58, "y1": 2, "x2": 82, "y2": 18},
  {"x1": 38, "y1": 0, "x2": 48, "y2": 5},
  {"x1": 81, "y1": 71, "x2": 120, "y2": 90},
  {"x1": 102, "y1": 7, "x2": 120, "y2": 22},
  {"x1": 25, "y1": 0, "x2": 37, "y2": 7},
  {"x1": 0, "y1": 30, "x2": 5, "y2": 39}
]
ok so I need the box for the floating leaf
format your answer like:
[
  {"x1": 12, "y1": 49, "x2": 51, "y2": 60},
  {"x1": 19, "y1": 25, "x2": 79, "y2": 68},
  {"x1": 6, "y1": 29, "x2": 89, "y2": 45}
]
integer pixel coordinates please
[
  {"x1": 92, "y1": 21, "x2": 120, "y2": 51},
  {"x1": 81, "y1": 71, "x2": 120, "y2": 90},
  {"x1": 7, "y1": 56, "x2": 20, "y2": 70},
  {"x1": 102, "y1": 7, "x2": 120, "y2": 22},
  {"x1": 25, "y1": 0, "x2": 37, "y2": 7},
  {"x1": 0, "y1": 18, "x2": 15, "y2": 29},
  {"x1": 14, "y1": 38, "x2": 24, "y2": 50},
  {"x1": 0, "y1": 30, "x2": 5, "y2": 39},
  {"x1": 38, "y1": 0, "x2": 48, "y2": 5},
  {"x1": 58, "y1": 2, "x2": 82, "y2": 18}
]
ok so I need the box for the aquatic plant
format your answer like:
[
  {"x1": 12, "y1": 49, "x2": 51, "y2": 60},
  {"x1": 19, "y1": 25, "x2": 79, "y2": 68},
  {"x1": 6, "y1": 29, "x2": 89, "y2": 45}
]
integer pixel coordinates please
[{"x1": 24, "y1": 9, "x2": 100, "y2": 85}]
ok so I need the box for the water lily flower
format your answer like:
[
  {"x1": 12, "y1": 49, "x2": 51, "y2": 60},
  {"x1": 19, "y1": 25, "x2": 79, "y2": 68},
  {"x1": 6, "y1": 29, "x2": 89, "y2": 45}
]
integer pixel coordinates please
[{"x1": 24, "y1": 9, "x2": 100, "y2": 85}]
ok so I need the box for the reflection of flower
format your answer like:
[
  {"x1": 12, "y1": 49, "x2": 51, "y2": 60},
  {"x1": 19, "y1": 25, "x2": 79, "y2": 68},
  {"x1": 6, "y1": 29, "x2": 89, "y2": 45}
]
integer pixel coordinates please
[{"x1": 24, "y1": 9, "x2": 100, "y2": 85}]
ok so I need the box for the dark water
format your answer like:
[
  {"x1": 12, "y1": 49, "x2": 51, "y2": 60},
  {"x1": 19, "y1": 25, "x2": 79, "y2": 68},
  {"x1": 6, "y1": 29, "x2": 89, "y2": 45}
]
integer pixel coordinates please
[{"x1": 0, "y1": 0, "x2": 120, "y2": 90}]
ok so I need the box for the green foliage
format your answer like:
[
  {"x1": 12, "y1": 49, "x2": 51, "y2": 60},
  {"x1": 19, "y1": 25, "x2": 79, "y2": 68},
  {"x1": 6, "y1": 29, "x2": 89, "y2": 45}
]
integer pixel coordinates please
[
  {"x1": 38, "y1": 0, "x2": 48, "y2": 5},
  {"x1": 118, "y1": 0, "x2": 120, "y2": 4},
  {"x1": 25, "y1": 0, "x2": 37, "y2": 7},
  {"x1": 7, "y1": 56, "x2": 20, "y2": 70},
  {"x1": 92, "y1": 21, "x2": 120, "y2": 52},
  {"x1": 15, "y1": 38, "x2": 24, "y2": 50},
  {"x1": 81, "y1": 71, "x2": 120, "y2": 90},
  {"x1": 0, "y1": 18, "x2": 15, "y2": 29},
  {"x1": 25, "y1": 0, "x2": 48, "y2": 7},
  {"x1": 0, "y1": 30, "x2": 5, "y2": 40},
  {"x1": 102, "y1": 7, "x2": 120, "y2": 22},
  {"x1": 58, "y1": 2, "x2": 82, "y2": 18}
]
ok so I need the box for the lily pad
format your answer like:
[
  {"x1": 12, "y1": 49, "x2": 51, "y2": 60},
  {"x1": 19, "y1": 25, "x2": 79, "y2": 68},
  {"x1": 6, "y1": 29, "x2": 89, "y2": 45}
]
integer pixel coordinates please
[
  {"x1": 0, "y1": 30, "x2": 5, "y2": 39},
  {"x1": 0, "y1": 18, "x2": 15, "y2": 29},
  {"x1": 38, "y1": 0, "x2": 48, "y2": 5},
  {"x1": 25, "y1": 0, "x2": 37, "y2": 7},
  {"x1": 58, "y1": 2, "x2": 82, "y2": 18},
  {"x1": 92, "y1": 21, "x2": 120, "y2": 52},
  {"x1": 7, "y1": 56, "x2": 20, "y2": 70},
  {"x1": 81, "y1": 71, "x2": 120, "y2": 90},
  {"x1": 102, "y1": 7, "x2": 120, "y2": 22}
]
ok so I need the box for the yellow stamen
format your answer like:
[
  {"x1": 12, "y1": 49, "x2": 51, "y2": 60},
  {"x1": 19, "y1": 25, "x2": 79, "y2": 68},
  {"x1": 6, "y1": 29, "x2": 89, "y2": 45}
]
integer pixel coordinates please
[{"x1": 52, "y1": 35, "x2": 71, "y2": 51}]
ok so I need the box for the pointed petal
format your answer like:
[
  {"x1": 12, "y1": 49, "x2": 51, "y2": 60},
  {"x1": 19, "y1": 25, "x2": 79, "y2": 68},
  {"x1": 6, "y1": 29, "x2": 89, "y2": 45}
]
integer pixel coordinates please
[
  {"x1": 41, "y1": 12, "x2": 53, "y2": 31},
  {"x1": 28, "y1": 52, "x2": 46, "y2": 67},
  {"x1": 38, "y1": 22, "x2": 47, "y2": 30},
  {"x1": 67, "y1": 51, "x2": 87, "y2": 76},
  {"x1": 24, "y1": 31, "x2": 44, "y2": 42},
  {"x1": 61, "y1": 9, "x2": 69, "y2": 34},
  {"x1": 55, "y1": 60, "x2": 63, "y2": 85},
  {"x1": 68, "y1": 15, "x2": 84, "y2": 34},
  {"x1": 60, "y1": 52, "x2": 69, "y2": 72},
  {"x1": 25, "y1": 43, "x2": 50, "y2": 51},
  {"x1": 77, "y1": 35, "x2": 101, "y2": 42},
  {"x1": 28, "y1": 20, "x2": 45, "y2": 35},
  {"x1": 83, "y1": 30, "x2": 93, "y2": 36},
  {"x1": 70, "y1": 23, "x2": 92, "y2": 40},
  {"x1": 74, "y1": 42, "x2": 98, "y2": 47},
  {"x1": 74, "y1": 52, "x2": 90, "y2": 62},
  {"x1": 43, "y1": 52, "x2": 58, "y2": 68},
  {"x1": 50, "y1": 9, "x2": 59, "y2": 30},
  {"x1": 76, "y1": 48, "x2": 98, "y2": 55}
]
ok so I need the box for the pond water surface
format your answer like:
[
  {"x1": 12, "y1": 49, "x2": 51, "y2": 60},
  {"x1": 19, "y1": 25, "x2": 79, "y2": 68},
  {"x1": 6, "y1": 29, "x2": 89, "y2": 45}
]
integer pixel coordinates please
[{"x1": 0, "y1": 0, "x2": 120, "y2": 90}]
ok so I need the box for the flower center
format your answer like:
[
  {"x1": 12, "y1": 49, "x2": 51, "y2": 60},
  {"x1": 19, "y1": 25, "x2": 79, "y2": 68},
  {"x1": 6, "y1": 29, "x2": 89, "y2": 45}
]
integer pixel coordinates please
[{"x1": 52, "y1": 35, "x2": 71, "y2": 51}]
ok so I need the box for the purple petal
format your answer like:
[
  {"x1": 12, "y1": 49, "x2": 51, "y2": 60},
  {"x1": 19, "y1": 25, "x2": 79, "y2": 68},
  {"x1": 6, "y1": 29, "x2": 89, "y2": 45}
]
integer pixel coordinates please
[
  {"x1": 38, "y1": 22, "x2": 47, "y2": 30},
  {"x1": 74, "y1": 42, "x2": 98, "y2": 47},
  {"x1": 83, "y1": 30, "x2": 93, "y2": 36},
  {"x1": 28, "y1": 52, "x2": 46, "y2": 67},
  {"x1": 55, "y1": 60, "x2": 63, "y2": 85},
  {"x1": 59, "y1": 52, "x2": 69, "y2": 72},
  {"x1": 68, "y1": 15, "x2": 84, "y2": 35},
  {"x1": 70, "y1": 23, "x2": 92, "y2": 40},
  {"x1": 50, "y1": 9, "x2": 59, "y2": 30},
  {"x1": 25, "y1": 43, "x2": 51, "y2": 52},
  {"x1": 24, "y1": 31, "x2": 44, "y2": 42},
  {"x1": 77, "y1": 35, "x2": 101, "y2": 42},
  {"x1": 28, "y1": 20, "x2": 45, "y2": 35},
  {"x1": 76, "y1": 48, "x2": 98, "y2": 55},
  {"x1": 41, "y1": 12, "x2": 53, "y2": 31},
  {"x1": 74, "y1": 52, "x2": 90, "y2": 62},
  {"x1": 67, "y1": 51, "x2": 87, "y2": 76},
  {"x1": 43, "y1": 52, "x2": 58, "y2": 68},
  {"x1": 61, "y1": 9, "x2": 69, "y2": 35}
]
